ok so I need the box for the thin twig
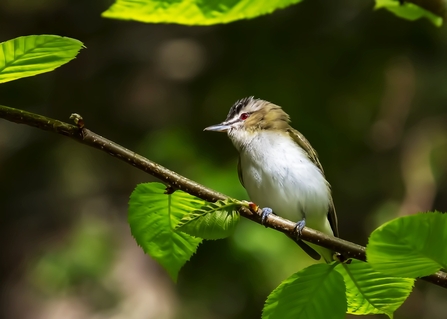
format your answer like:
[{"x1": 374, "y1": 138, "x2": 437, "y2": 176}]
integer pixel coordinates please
[{"x1": 0, "y1": 103, "x2": 446, "y2": 288}]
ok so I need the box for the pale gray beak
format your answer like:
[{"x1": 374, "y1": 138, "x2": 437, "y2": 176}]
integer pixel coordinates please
[{"x1": 204, "y1": 123, "x2": 231, "y2": 132}]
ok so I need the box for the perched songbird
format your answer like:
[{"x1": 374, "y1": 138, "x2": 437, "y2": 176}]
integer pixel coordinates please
[{"x1": 204, "y1": 97, "x2": 338, "y2": 262}]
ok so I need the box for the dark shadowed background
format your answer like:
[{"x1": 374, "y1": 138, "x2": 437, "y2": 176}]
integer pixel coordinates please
[{"x1": 1, "y1": 0, "x2": 447, "y2": 318}]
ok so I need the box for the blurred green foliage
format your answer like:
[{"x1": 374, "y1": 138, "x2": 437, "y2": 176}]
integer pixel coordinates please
[
  {"x1": 139, "y1": 128, "x2": 246, "y2": 198},
  {"x1": 28, "y1": 217, "x2": 119, "y2": 310}
]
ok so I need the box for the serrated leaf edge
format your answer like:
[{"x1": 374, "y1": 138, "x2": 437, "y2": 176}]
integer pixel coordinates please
[{"x1": 175, "y1": 199, "x2": 241, "y2": 230}]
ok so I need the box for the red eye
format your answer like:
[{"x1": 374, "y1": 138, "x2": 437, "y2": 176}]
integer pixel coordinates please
[{"x1": 240, "y1": 113, "x2": 249, "y2": 120}]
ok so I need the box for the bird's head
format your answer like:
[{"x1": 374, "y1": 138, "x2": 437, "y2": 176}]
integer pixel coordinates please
[{"x1": 204, "y1": 97, "x2": 290, "y2": 141}]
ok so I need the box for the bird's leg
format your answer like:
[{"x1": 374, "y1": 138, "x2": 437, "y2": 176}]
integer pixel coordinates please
[
  {"x1": 295, "y1": 218, "x2": 306, "y2": 238},
  {"x1": 245, "y1": 202, "x2": 275, "y2": 226},
  {"x1": 260, "y1": 207, "x2": 273, "y2": 225}
]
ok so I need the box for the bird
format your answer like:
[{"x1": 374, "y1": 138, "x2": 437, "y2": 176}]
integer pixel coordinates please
[{"x1": 204, "y1": 97, "x2": 338, "y2": 262}]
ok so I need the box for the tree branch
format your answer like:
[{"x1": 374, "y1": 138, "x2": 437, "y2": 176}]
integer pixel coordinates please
[{"x1": 1, "y1": 104, "x2": 446, "y2": 288}]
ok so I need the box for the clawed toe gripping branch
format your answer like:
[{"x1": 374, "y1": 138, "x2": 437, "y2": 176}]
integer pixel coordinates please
[{"x1": 0, "y1": 103, "x2": 446, "y2": 289}]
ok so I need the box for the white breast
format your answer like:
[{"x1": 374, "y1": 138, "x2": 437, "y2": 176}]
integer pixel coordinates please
[{"x1": 238, "y1": 131, "x2": 333, "y2": 236}]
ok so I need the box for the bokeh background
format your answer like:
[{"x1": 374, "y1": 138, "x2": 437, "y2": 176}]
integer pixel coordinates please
[{"x1": 1, "y1": 0, "x2": 447, "y2": 318}]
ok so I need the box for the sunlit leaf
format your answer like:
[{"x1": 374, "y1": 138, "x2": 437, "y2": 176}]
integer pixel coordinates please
[
  {"x1": 176, "y1": 199, "x2": 241, "y2": 240},
  {"x1": 367, "y1": 212, "x2": 447, "y2": 278},
  {"x1": 336, "y1": 260, "x2": 414, "y2": 317},
  {"x1": 0, "y1": 35, "x2": 84, "y2": 84},
  {"x1": 262, "y1": 263, "x2": 346, "y2": 319},
  {"x1": 102, "y1": 0, "x2": 303, "y2": 25},
  {"x1": 375, "y1": 0, "x2": 443, "y2": 27},
  {"x1": 128, "y1": 182, "x2": 203, "y2": 282}
]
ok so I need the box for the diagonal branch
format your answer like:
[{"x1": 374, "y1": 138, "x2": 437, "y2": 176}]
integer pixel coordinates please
[{"x1": 0, "y1": 104, "x2": 446, "y2": 288}]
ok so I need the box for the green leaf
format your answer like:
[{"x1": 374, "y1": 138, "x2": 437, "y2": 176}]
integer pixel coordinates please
[
  {"x1": 0, "y1": 35, "x2": 84, "y2": 84},
  {"x1": 176, "y1": 199, "x2": 241, "y2": 240},
  {"x1": 262, "y1": 263, "x2": 346, "y2": 319},
  {"x1": 102, "y1": 0, "x2": 302, "y2": 25},
  {"x1": 366, "y1": 212, "x2": 447, "y2": 278},
  {"x1": 335, "y1": 260, "x2": 414, "y2": 318},
  {"x1": 128, "y1": 182, "x2": 203, "y2": 282},
  {"x1": 375, "y1": 0, "x2": 443, "y2": 27}
]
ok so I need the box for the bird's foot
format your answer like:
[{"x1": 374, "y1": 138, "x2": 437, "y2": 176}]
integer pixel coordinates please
[
  {"x1": 294, "y1": 218, "x2": 306, "y2": 238},
  {"x1": 260, "y1": 207, "x2": 273, "y2": 225},
  {"x1": 244, "y1": 202, "x2": 274, "y2": 226}
]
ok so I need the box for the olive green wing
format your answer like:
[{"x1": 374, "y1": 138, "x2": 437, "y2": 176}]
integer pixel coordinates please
[
  {"x1": 288, "y1": 128, "x2": 339, "y2": 237},
  {"x1": 237, "y1": 156, "x2": 245, "y2": 188},
  {"x1": 288, "y1": 128, "x2": 324, "y2": 173},
  {"x1": 327, "y1": 199, "x2": 339, "y2": 237}
]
